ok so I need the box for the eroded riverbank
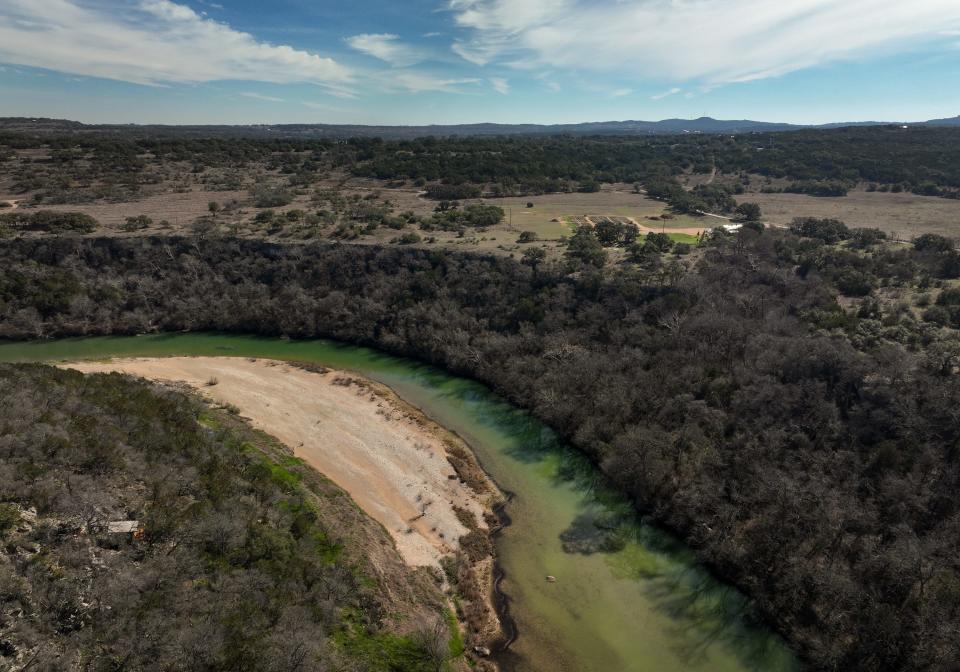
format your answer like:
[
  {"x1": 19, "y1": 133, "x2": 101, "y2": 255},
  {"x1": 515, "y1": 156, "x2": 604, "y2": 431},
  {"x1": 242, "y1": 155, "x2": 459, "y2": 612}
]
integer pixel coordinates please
[
  {"x1": 2, "y1": 335, "x2": 801, "y2": 672},
  {"x1": 63, "y1": 356, "x2": 507, "y2": 662}
]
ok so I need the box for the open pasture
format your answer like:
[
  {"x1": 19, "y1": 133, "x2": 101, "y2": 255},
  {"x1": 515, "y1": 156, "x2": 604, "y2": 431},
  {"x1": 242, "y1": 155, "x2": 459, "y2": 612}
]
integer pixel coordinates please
[{"x1": 747, "y1": 190, "x2": 960, "y2": 238}]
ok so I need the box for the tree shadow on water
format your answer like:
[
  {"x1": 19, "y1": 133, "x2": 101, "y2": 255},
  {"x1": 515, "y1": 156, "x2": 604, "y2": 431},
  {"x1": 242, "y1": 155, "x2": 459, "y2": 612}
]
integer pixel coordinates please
[
  {"x1": 555, "y1": 510, "x2": 797, "y2": 671},
  {"x1": 558, "y1": 510, "x2": 628, "y2": 555},
  {"x1": 643, "y1": 562, "x2": 798, "y2": 671}
]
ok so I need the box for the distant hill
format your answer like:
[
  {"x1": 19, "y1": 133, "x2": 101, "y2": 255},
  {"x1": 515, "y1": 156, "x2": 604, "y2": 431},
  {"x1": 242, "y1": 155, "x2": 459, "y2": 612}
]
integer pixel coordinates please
[
  {"x1": 0, "y1": 114, "x2": 957, "y2": 139},
  {"x1": 924, "y1": 115, "x2": 960, "y2": 127}
]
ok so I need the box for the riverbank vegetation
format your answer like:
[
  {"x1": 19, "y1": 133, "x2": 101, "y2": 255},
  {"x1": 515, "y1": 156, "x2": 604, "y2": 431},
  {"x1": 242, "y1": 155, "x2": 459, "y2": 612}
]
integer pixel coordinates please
[
  {"x1": 0, "y1": 363, "x2": 461, "y2": 671},
  {"x1": 1, "y1": 228, "x2": 960, "y2": 670}
]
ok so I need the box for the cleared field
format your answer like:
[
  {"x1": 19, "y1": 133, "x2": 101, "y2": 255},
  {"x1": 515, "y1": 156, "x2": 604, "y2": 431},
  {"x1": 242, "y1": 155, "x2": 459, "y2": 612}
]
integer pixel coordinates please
[
  {"x1": 8, "y1": 189, "x2": 250, "y2": 231},
  {"x1": 479, "y1": 189, "x2": 664, "y2": 238},
  {"x1": 747, "y1": 190, "x2": 960, "y2": 238}
]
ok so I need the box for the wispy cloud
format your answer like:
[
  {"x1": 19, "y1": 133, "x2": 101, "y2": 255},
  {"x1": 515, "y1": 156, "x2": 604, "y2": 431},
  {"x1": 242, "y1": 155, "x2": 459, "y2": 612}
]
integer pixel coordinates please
[
  {"x1": 448, "y1": 0, "x2": 960, "y2": 85},
  {"x1": 392, "y1": 72, "x2": 481, "y2": 93},
  {"x1": 610, "y1": 88, "x2": 632, "y2": 98},
  {"x1": 302, "y1": 101, "x2": 340, "y2": 112},
  {"x1": 0, "y1": 0, "x2": 351, "y2": 88},
  {"x1": 489, "y1": 77, "x2": 509, "y2": 94},
  {"x1": 240, "y1": 91, "x2": 284, "y2": 103},
  {"x1": 451, "y1": 41, "x2": 492, "y2": 66},
  {"x1": 652, "y1": 87, "x2": 681, "y2": 100},
  {"x1": 346, "y1": 33, "x2": 423, "y2": 67}
]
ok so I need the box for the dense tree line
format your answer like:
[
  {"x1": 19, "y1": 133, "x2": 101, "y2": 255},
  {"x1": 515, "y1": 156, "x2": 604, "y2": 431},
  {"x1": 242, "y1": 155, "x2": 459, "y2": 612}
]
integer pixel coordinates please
[
  {"x1": 0, "y1": 364, "x2": 456, "y2": 671},
  {"x1": 1, "y1": 231, "x2": 960, "y2": 670},
  {"x1": 0, "y1": 210, "x2": 97, "y2": 234}
]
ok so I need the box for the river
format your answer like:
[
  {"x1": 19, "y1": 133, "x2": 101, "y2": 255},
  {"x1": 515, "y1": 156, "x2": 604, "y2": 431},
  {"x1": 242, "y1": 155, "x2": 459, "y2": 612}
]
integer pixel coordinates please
[{"x1": 0, "y1": 334, "x2": 800, "y2": 672}]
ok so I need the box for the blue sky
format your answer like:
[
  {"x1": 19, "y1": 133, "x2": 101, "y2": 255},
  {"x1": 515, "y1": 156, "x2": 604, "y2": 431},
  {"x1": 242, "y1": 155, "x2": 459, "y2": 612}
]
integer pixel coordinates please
[{"x1": 1, "y1": 0, "x2": 959, "y2": 126}]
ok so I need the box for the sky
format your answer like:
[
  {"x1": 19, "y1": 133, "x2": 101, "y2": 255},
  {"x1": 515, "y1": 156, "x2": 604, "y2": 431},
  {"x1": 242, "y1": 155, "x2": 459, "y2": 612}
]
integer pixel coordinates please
[{"x1": 1, "y1": 0, "x2": 960, "y2": 126}]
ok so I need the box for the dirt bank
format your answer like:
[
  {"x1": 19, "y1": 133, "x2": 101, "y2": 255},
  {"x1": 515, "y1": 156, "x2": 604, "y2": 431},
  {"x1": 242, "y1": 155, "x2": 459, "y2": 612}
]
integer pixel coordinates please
[
  {"x1": 64, "y1": 357, "x2": 507, "y2": 661},
  {"x1": 67, "y1": 356, "x2": 500, "y2": 562}
]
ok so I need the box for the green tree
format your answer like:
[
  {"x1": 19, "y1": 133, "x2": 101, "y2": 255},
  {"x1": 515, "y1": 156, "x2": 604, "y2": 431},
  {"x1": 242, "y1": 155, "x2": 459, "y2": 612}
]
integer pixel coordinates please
[
  {"x1": 914, "y1": 234, "x2": 954, "y2": 253},
  {"x1": 565, "y1": 228, "x2": 607, "y2": 268},
  {"x1": 790, "y1": 217, "x2": 851, "y2": 244},
  {"x1": 594, "y1": 220, "x2": 625, "y2": 247},
  {"x1": 521, "y1": 247, "x2": 547, "y2": 271},
  {"x1": 734, "y1": 202, "x2": 762, "y2": 222},
  {"x1": 643, "y1": 232, "x2": 674, "y2": 254}
]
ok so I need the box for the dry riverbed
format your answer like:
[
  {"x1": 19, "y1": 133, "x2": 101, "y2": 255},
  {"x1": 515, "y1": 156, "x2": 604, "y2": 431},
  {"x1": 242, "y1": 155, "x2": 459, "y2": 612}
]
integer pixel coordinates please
[{"x1": 64, "y1": 356, "x2": 506, "y2": 657}]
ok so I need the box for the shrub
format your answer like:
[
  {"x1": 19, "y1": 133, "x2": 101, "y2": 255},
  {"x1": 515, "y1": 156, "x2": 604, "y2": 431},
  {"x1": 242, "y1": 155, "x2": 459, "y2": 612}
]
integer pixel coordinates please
[
  {"x1": 850, "y1": 228, "x2": 887, "y2": 248},
  {"x1": 122, "y1": 215, "x2": 152, "y2": 231},
  {"x1": 0, "y1": 504, "x2": 20, "y2": 539},
  {"x1": 254, "y1": 210, "x2": 276, "y2": 224},
  {"x1": 914, "y1": 234, "x2": 955, "y2": 253},
  {"x1": 836, "y1": 270, "x2": 875, "y2": 297},
  {"x1": 517, "y1": 231, "x2": 539, "y2": 243},
  {"x1": 252, "y1": 187, "x2": 293, "y2": 208}
]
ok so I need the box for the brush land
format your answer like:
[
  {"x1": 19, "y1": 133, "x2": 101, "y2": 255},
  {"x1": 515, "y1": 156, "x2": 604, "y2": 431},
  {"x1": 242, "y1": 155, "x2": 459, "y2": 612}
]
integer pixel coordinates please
[
  {"x1": 0, "y1": 363, "x2": 491, "y2": 671},
  {"x1": 3, "y1": 123, "x2": 960, "y2": 672}
]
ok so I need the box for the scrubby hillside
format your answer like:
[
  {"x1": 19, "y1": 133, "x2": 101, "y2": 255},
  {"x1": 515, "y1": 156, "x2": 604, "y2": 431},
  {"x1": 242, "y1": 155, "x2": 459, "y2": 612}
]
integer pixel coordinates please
[{"x1": 0, "y1": 363, "x2": 455, "y2": 671}]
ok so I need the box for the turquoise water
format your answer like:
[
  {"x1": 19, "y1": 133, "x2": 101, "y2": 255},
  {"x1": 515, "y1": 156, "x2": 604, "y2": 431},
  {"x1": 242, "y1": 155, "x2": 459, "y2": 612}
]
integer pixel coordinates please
[{"x1": 0, "y1": 334, "x2": 800, "y2": 672}]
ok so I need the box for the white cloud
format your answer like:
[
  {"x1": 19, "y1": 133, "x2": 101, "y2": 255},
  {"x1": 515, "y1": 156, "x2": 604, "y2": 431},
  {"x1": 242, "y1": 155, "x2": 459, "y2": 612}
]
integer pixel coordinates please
[
  {"x1": 546, "y1": 81, "x2": 560, "y2": 92},
  {"x1": 489, "y1": 77, "x2": 509, "y2": 94},
  {"x1": 610, "y1": 88, "x2": 632, "y2": 98},
  {"x1": 240, "y1": 91, "x2": 284, "y2": 103},
  {"x1": 392, "y1": 72, "x2": 481, "y2": 93},
  {"x1": 451, "y1": 41, "x2": 493, "y2": 66},
  {"x1": 302, "y1": 101, "x2": 340, "y2": 111},
  {"x1": 448, "y1": 0, "x2": 960, "y2": 85},
  {"x1": 652, "y1": 87, "x2": 681, "y2": 100},
  {"x1": 346, "y1": 33, "x2": 423, "y2": 67},
  {"x1": 0, "y1": 0, "x2": 351, "y2": 88}
]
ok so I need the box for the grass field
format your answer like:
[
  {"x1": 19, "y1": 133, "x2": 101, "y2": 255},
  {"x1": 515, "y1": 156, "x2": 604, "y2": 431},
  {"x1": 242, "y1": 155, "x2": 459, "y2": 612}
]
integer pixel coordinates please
[
  {"x1": 666, "y1": 233, "x2": 700, "y2": 244},
  {"x1": 478, "y1": 189, "x2": 665, "y2": 238},
  {"x1": 746, "y1": 190, "x2": 960, "y2": 238}
]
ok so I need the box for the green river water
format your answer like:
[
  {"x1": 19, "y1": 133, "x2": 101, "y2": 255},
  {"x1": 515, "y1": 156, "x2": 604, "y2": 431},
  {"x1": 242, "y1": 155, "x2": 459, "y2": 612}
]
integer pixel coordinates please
[{"x1": 0, "y1": 334, "x2": 800, "y2": 672}]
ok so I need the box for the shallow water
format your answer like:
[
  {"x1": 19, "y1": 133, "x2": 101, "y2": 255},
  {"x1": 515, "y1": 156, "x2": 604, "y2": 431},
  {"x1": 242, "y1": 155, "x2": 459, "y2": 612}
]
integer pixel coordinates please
[{"x1": 0, "y1": 334, "x2": 800, "y2": 672}]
